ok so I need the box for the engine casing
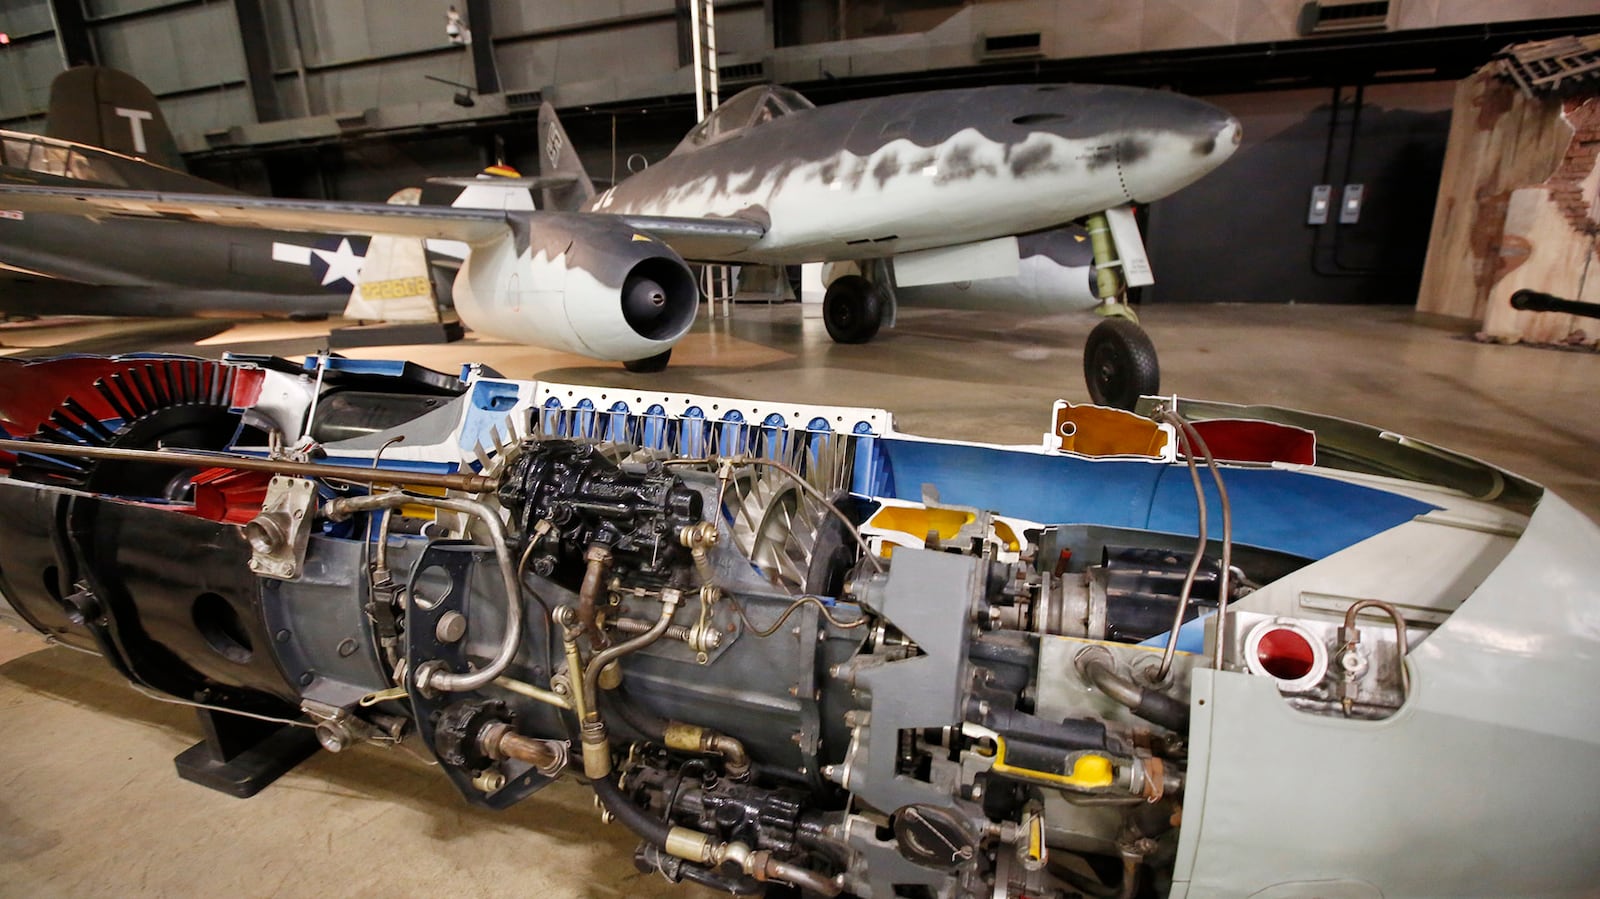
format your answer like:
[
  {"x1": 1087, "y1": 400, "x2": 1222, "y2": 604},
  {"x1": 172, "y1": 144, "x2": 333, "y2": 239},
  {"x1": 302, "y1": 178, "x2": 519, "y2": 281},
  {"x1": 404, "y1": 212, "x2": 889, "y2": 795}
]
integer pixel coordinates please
[{"x1": 453, "y1": 211, "x2": 698, "y2": 361}]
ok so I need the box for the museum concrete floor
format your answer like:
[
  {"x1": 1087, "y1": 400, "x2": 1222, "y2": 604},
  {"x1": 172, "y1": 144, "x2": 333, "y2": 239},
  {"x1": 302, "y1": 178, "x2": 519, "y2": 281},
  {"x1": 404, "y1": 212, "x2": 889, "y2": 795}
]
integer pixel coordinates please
[{"x1": 1, "y1": 302, "x2": 1596, "y2": 897}]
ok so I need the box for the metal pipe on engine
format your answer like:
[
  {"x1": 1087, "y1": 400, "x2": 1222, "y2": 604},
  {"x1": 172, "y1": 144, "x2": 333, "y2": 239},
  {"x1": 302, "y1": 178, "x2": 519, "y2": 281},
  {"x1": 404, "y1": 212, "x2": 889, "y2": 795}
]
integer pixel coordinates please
[
  {"x1": 0, "y1": 438, "x2": 498, "y2": 493},
  {"x1": 325, "y1": 492, "x2": 521, "y2": 693},
  {"x1": 577, "y1": 543, "x2": 614, "y2": 645},
  {"x1": 573, "y1": 587, "x2": 685, "y2": 779},
  {"x1": 477, "y1": 721, "x2": 567, "y2": 776},
  {"x1": 1076, "y1": 647, "x2": 1190, "y2": 735},
  {"x1": 662, "y1": 722, "x2": 751, "y2": 781}
]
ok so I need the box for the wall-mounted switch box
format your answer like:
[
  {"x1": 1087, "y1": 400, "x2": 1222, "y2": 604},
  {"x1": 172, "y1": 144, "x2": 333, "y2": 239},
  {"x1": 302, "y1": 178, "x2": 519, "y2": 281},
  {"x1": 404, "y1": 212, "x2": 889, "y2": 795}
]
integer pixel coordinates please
[
  {"x1": 1308, "y1": 184, "x2": 1332, "y2": 225},
  {"x1": 1340, "y1": 183, "x2": 1365, "y2": 224}
]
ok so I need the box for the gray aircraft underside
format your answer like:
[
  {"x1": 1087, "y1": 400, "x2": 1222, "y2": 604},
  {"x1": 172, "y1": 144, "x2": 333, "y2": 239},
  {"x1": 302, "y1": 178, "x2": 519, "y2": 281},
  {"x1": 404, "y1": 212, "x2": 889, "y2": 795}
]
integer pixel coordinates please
[
  {"x1": 890, "y1": 226, "x2": 1098, "y2": 314},
  {"x1": 0, "y1": 206, "x2": 354, "y2": 318}
]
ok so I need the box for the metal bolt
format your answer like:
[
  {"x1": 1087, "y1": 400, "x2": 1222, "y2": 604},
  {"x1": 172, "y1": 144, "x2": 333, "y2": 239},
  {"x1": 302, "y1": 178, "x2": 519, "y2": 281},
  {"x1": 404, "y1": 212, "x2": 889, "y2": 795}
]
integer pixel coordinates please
[
  {"x1": 472, "y1": 768, "x2": 506, "y2": 793},
  {"x1": 274, "y1": 629, "x2": 292, "y2": 644},
  {"x1": 336, "y1": 638, "x2": 357, "y2": 657},
  {"x1": 299, "y1": 671, "x2": 314, "y2": 686},
  {"x1": 436, "y1": 611, "x2": 468, "y2": 644},
  {"x1": 315, "y1": 722, "x2": 350, "y2": 753}
]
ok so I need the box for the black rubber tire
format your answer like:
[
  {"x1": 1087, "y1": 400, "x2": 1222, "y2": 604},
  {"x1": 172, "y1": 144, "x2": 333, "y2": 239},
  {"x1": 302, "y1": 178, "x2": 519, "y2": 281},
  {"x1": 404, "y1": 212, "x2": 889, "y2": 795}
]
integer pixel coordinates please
[
  {"x1": 622, "y1": 349, "x2": 671, "y2": 373},
  {"x1": 823, "y1": 275, "x2": 885, "y2": 344},
  {"x1": 1083, "y1": 318, "x2": 1160, "y2": 410}
]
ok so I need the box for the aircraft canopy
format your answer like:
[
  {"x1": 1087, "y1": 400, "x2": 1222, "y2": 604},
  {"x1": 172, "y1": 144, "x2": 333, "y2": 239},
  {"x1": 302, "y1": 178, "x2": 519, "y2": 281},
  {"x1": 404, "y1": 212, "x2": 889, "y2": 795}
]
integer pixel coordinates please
[{"x1": 672, "y1": 85, "x2": 814, "y2": 155}]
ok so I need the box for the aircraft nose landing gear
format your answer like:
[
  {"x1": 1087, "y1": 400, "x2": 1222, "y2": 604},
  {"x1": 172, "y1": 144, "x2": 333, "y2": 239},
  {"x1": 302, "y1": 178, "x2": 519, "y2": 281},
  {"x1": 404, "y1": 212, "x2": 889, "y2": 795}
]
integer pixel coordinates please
[{"x1": 1084, "y1": 317, "x2": 1160, "y2": 410}]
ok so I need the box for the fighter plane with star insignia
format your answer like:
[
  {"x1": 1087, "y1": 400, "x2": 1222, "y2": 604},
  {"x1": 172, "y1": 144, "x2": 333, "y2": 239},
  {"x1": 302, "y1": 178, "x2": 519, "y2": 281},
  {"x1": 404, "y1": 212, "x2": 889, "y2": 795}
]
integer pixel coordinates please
[{"x1": 0, "y1": 67, "x2": 378, "y2": 319}]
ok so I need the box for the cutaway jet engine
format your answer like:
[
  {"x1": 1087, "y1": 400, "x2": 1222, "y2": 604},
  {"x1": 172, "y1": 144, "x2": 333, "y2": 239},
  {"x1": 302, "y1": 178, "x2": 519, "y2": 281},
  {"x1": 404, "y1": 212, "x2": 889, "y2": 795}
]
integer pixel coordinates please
[{"x1": 0, "y1": 354, "x2": 1594, "y2": 897}]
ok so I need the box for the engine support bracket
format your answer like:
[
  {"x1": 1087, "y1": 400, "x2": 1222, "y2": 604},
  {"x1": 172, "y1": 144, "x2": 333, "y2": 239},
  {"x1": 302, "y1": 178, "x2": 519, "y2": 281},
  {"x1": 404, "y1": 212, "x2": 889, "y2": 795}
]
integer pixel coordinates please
[{"x1": 173, "y1": 707, "x2": 321, "y2": 799}]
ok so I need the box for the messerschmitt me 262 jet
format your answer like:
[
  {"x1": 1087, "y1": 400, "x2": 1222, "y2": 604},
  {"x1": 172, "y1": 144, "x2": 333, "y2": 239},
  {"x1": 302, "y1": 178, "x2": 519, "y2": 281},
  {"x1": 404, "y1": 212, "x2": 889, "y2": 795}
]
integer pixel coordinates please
[
  {"x1": 1, "y1": 69, "x2": 1238, "y2": 407},
  {"x1": 536, "y1": 83, "x2": 1239, "y2": 405}
]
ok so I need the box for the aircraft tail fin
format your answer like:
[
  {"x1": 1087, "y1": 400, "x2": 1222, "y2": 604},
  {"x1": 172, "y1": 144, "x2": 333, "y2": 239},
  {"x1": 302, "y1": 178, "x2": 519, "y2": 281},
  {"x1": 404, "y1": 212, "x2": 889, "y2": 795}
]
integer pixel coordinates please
[
  {"x1": 46, "y1": 66, "x2": 187, "y2": 172},
  {"x1": 343, "y1": 188, "x2": 444, "y2": 324},
  {"x1": 536, "y1": 102, "x2": 595, "y2": 212}
]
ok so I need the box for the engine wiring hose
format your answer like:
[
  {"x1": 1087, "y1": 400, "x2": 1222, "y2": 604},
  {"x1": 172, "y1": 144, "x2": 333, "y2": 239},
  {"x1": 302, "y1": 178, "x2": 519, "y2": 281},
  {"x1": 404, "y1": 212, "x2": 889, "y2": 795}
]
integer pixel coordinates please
[
  {"x1": 593, "y1": 771, "x2": 672, "y2": 847},
  {"x1": 326, "y1": 491, "x2": 522, "y2": 693},
  {"x1": 1154, "y1": 407, "x2": 1234, "y2": 677},
  {"x1": 730, "y1": 593, "x2": 869, "y2": 638},
  {"x1": 1077, "y1": 648, "x2": 1190, "y2": 735}
]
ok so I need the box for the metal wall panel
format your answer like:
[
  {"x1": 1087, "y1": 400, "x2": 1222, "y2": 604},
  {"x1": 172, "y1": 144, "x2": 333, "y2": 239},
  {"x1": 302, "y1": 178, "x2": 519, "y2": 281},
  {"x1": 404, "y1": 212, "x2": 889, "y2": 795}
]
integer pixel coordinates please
[
  {"x1": 158, "y1": 86, "x2": 255, "y2": 142},
  {"x1": 492, "y1": 0, "x2": 677, "y2": 34},
  {"x1": 304, "y1": 52, "x2": 479, "y2": 115},
  {"x1": 1141, "y1": 0, "x2": 1239, "y2": 53},
  {"x1": 1233, "y1": 0, "x2": 1304, "y2": 44},
  {"x1": 0, "y1": 41, "x2": 62, "y2": 123},
  {"x1": 93, "y1": 3, "x2": 245, "y2": 96},
  {"x1": 3, "y1": 0, "x2": 56, "y2": 36},
  {"x1": 291, "y1": 0, "x2": 452, "y2": 69},
  {"x1": 84, "y1": 0, "x2": 187, "y2": 16},
  {"x1": 1142, "y1": 81, "x2": 1457, "y2": 304},
  {"x1": 1398, "y1": 0, "x2": 1600, "y2": 30},
  {"x1": 495, "y1": 21, "x2": 682, "y2": 95}
]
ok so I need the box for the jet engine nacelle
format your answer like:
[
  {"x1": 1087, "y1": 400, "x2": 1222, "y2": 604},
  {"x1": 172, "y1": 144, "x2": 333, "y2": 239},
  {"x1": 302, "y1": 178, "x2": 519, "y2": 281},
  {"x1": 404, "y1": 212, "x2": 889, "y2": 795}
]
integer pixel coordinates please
[{"x1": 453, "y1": 211, "x2": 699, "y2": 362}]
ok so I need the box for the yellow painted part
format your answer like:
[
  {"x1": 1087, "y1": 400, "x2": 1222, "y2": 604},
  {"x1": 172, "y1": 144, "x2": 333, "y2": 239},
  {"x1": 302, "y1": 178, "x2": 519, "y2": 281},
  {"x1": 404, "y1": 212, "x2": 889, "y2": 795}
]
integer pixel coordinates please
[
  {"x1": 1085, "y1": 211, "x2": 1123, "y2": 300},
  {"x1": 1054, "y1": 403, "x2": 1169, "y2": 457},
  {"x1": 992, "y1": 520, "x2": 1020, "y2": 552},
  {"x1": 370, "y1": 482, "x2": 444, "y2": 521},
  {"x1": 482, "y1": 164, "x2": 522, "y2": 177},
  {"x1": 868, "y1": 506, "x2": 973, "y2": 542},
  {"x1": 991, "y1": 736, "x2": 1116, "y2": 789},
  {"x1": 1027, "y1": 815, "x2": 1044, "y2": 861}
]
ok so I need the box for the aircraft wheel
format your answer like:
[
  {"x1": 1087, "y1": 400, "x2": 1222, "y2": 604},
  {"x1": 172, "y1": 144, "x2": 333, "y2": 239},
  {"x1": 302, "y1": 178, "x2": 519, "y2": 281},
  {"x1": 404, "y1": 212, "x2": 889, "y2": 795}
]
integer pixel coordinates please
[
  {"x1": 1083, "y1": 318, "x2": 1160, "y2": 410},
  {"x1": 623, "y1": 349, "x2": 671, "y2": 373},
  {"x1": 823, "y1": 276, "x2": 885, "y2": 344}
]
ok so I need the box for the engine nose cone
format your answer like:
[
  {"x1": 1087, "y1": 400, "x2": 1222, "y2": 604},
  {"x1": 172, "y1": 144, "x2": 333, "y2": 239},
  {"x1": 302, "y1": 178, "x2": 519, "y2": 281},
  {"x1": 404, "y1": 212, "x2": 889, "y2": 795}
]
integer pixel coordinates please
[{"x1": 623, "y1": 275, "x2": 668, "y2": 330}]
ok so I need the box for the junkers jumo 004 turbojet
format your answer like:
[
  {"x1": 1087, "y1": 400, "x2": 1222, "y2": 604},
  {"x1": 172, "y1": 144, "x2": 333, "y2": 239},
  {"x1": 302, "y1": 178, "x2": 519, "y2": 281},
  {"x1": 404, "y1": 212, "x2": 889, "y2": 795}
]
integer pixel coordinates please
[{"x1": 0, "y1": 353, "x2": 1594, "y2": 897}]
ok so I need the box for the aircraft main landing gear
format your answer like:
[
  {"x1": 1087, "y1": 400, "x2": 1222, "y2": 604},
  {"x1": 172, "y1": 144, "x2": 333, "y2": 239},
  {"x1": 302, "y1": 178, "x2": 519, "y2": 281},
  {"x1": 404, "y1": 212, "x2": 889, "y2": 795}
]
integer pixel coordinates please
[
  {"x1": 823, "y1": 275, "x2": 885, "y2": 344},
  {"x1": 1083, "y1": 317, "x2": 1159, "y2": 410}
]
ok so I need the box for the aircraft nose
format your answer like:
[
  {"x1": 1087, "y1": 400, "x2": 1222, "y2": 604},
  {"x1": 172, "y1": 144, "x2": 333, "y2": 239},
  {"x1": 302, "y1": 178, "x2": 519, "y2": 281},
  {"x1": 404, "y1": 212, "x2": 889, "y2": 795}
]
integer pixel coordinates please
[{"x1": 1118, "y1": 102, "x2": 1242, "y2": 203}]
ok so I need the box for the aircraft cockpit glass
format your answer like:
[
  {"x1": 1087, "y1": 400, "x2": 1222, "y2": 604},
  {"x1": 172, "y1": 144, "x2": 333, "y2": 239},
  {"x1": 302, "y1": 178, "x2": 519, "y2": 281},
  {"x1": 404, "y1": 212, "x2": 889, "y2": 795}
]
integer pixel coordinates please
[
  {"x1": 65, "y1": 152, "x2": 129, "y2": 187},
  {"x1": 1, "y1": 138, "x2": 29, "y2": 169},
  {"x1": 672, "y1": 85, "x2": 816, "y2": 154},
  {"x1": 0, "y1": 135, "x2": 135, "y2": 185},
  {"x1": 29, "y1": 143, "x2": 69, "y2": 178}
]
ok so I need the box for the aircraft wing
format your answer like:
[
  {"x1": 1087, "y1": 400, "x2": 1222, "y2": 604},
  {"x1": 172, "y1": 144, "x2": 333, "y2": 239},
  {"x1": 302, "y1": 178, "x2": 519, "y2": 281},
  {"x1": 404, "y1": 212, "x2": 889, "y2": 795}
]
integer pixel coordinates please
[
  {"x1": 0, "y1": 185, "x2": 511, "y2": 245},
  {"x1": 610, "y1": 214, "x2": 767, "y2": 261},
  {"x1": 0, "y1": 185, "x2": 768, "y2": 261}
]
